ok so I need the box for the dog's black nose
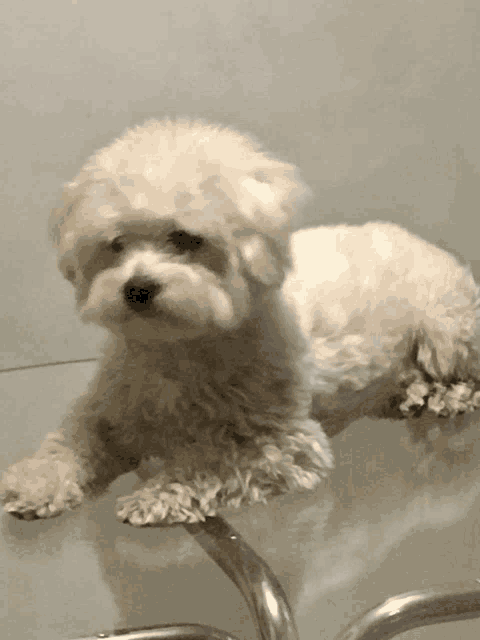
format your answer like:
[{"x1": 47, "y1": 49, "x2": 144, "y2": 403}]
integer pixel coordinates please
[{"x1": 123, "y1": 278, "x2": 162, "y2": 312}]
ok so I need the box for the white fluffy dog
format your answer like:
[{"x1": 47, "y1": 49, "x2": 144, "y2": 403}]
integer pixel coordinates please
[{"x1": 2, "y1": 119, "x2": 480, "y2": 526}]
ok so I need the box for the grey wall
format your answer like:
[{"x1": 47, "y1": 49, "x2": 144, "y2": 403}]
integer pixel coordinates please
[{"x1": 2, "y1": 0, "x2": 479, "y2": 370}]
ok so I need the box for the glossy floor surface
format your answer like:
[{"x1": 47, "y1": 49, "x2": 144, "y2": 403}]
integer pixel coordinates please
[{"x1": 2, "y1": 360, "x2": 480, "y2": 640}]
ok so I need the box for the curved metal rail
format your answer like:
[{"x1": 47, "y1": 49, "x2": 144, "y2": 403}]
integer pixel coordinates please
[
  {"x1": 79, "y1": 623, "x2": 239, "y2": 640},
  {"x1": 183, "y1": 516, "x2": 299, "y2": 640},
  {"x1": 334, "y1": 579, "x2": 480, "y2": 640}
]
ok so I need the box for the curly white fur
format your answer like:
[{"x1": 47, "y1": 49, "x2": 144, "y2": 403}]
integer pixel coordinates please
[{"x1": 2, "y1": 118, "x2": 480, "y2": 525}]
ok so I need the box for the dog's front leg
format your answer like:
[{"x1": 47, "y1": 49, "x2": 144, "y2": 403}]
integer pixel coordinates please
[
  {"x1": 1, "y1": 431, "x2": 86, "y2": 520},
  {"x1": 1, "y1": 409, "x2": 139, "y2": 521}
]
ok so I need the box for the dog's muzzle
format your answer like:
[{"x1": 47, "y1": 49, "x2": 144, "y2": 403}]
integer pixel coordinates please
[{"x1": 123, "y1": 277, "x2": 162, "y2": 313}]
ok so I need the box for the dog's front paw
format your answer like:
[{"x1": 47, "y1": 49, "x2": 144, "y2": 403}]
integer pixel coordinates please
[
  {"x1": 116, "y1": 483, "x2": 211, "y2": 526},
  {"x1": 1, "y1": 458, "x2": 84, "y2": 521}
]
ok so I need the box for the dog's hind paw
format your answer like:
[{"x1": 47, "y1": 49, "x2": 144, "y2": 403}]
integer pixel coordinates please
[
  {"x1": 399, "y1": 369, "x2": 480, "y2": 417},
  {"x1": 116, "y1": 483, "x2": 213, "y2": 526}
]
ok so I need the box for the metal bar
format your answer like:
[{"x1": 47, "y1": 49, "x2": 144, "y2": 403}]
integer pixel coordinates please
[
  {"x1": 334, "y1": 579, "x2": 480, "y2": 640},
  {"x1": 77, "y1": 623, "x2": 240, "y2": 640},
  {"x1": 184, "y1": 516, "x2": 300, "y2": 640}
]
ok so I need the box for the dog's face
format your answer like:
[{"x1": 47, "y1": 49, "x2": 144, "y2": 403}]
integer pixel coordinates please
[
  {"x1": 49, "y1": 119, "x2": 311, "y2": 342},
  {"x1": 66, "y1": 213, "x2": 255, "y2": 342}
]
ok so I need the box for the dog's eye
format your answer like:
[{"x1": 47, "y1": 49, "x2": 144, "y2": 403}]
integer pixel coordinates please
[
  {"x1": 110, "y1": 236, "x2": 126, "y2": 253},
  {"x1": 167, "y1": 230, "x2": 204, "y2": 253}
]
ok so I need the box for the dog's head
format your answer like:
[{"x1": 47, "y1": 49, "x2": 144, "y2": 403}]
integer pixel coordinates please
[{"x1": 49, "y1": 119, "x2": 311, "y2": 342}]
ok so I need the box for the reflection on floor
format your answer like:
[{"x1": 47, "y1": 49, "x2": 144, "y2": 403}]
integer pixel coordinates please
[{"x1": 1, "y1": 362, "x2": 480, "y2": 639}]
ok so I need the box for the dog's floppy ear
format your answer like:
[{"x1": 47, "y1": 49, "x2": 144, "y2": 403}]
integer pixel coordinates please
[
  {"x1": 236, "y1": 166, "x2": 312, "y2": 234},
  {"x1": 239, "y1": 234, "x2": 288, "y2": 287},
  {"x1": 233, "y1": 166, "x2": 309, "y2": 287},
  {"x1": 48, "y1": 180, "x2": 87, "y2": 283}
]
